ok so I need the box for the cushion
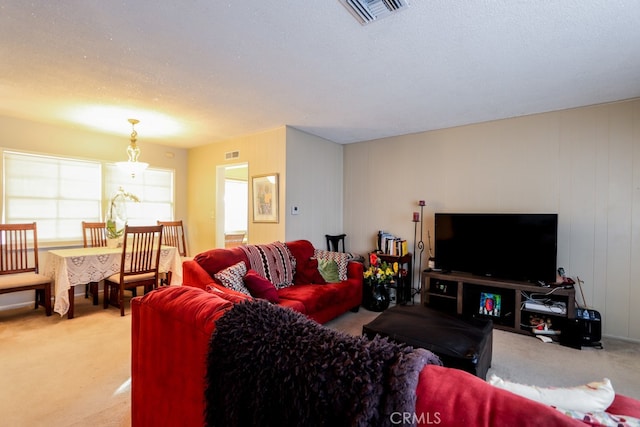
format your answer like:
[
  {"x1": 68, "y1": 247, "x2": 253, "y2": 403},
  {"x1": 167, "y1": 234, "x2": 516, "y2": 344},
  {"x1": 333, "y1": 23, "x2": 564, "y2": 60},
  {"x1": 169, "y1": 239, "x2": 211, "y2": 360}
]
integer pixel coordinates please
[
  {"x1": 0, "y1": 272, "x2": 52, "y2": 289},
  {"x1": 285, "y1": 240, "x2": 326, "y2": 284},
  {"x1": 415, "y1": 365, "x2": 585, "y2": 426},
  {"x1": 243, "y1": 269, "x2": 280, "y2": 303},
  {"x1": 317, "y1": 258, "x2": 341, "y2": 283},
  {"x1": 284, "y1": 239, "x2": 315, "y2": 262},
  {"x1": 314, "y1": 249, "x2": 352, "y2": 281},
  {"x1": 240, "y1": 242, "x2": 296, "y2": 289},
  {"x1": 213, "y1": 261, "x2": 251, "y2": 296},
  {"x1": 206, "y1": 284, "x2": 253, "y2": 304},
  {"x1": 488, "y1": 375, "x2": 615, "y2": 413},
  {"x1": 194, "y1": 247, "x2": 249, "y2": 278},
  {"x1": 294, "y1": 257, "x2": 326, "y2": 284},
  {"x1": 276, "y1": 298, "x2": 307, "y2": 314},
  {"x1": 277, "y1": 282, "x2": 354, "y2": 314}
]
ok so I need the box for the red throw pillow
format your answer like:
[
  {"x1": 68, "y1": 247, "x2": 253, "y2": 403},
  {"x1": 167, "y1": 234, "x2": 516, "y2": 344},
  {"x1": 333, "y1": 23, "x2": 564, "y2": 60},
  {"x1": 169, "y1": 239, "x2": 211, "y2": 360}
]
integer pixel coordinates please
[
  {"x1": 243, "y1": 270, "x2": 280, "y2": 303},
  {"x1": 294, "y1": 258, "x2": 327, "y2": 284}
]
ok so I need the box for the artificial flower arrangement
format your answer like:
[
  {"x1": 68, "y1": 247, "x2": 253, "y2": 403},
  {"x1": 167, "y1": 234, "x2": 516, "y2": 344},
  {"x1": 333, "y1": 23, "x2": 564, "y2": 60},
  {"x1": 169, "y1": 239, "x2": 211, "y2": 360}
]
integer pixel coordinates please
[
  {"x1": 363, "y1": 252, "x2": 399, "y2": 285},
  {"x1": 106, "y1": 186, "x2": 140, "y2": 239}
]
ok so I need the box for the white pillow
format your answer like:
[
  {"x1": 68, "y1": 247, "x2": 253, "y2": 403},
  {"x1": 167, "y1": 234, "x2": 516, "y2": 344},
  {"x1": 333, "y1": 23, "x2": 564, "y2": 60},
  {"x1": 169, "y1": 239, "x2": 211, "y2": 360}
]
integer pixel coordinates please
[
  {"x1": 488, "y1": 375, "x2": 615, "y2": 413},
  {"x1": 314, "y1": 249, "x2": 352, "y2": 281},
  {"x1": 214, "y1": 261, "x2": 251, "y2": 296}
]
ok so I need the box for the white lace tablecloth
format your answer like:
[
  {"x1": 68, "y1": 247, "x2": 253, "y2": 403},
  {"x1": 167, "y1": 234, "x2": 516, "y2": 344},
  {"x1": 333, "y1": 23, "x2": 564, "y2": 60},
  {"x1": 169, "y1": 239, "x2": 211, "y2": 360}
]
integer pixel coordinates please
[{"x1": 45, "y1": 246, "x2": 182, "y2": 316}]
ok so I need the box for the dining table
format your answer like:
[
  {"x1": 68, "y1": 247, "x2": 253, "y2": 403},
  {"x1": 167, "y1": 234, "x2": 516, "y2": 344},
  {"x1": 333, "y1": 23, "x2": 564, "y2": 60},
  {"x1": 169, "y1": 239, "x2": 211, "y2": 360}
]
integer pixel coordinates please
[{"x1": 45, "y1": 245, "x2": 183, "y2": 317}]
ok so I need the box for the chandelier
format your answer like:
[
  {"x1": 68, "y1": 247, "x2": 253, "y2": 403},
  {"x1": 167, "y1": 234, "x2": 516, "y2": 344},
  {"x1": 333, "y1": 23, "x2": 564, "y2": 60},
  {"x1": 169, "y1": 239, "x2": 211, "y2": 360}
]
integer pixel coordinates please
[{"x1": 116, "y1": 118, "x2": 149, "y2": 178}]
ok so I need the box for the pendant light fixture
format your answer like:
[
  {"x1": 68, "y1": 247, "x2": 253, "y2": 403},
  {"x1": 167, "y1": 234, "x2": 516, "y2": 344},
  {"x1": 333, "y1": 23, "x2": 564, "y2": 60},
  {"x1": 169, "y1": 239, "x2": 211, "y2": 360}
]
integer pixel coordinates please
[{"x1": 116, "y1": 118, "x2": 149, "y2": 178}]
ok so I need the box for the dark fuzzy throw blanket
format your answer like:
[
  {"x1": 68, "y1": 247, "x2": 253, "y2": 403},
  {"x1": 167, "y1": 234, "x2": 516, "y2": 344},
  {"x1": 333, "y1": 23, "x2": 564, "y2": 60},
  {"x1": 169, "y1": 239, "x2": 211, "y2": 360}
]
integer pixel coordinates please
[{"x1": 204, "y1": 300, "x2": 441, "y2": 427}]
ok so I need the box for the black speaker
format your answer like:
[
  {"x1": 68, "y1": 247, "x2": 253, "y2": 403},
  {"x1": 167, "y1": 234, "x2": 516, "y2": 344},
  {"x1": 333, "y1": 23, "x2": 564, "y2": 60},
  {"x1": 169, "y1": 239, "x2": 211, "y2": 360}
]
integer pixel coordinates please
[{"x1": 560, "y1": 308, "x2": 602, "y2": 349}]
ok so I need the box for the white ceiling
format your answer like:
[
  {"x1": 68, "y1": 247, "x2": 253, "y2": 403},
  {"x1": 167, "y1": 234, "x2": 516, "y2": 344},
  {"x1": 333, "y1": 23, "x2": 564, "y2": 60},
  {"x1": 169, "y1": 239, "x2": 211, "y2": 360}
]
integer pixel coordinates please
[{"x1": 1, "y1": 1, "x2": 639, "y2": 149}]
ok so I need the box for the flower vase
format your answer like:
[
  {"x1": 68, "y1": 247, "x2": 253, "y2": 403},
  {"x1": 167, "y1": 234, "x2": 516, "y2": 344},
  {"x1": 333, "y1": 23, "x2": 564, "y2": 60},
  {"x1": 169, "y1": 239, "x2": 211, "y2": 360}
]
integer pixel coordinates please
[
  {"x1": 106, "y1": 215, "x2": 126, "y2": 245},
  {"x1": 106, "y1": 187, "x2": 131, "y2": 243},
  {"x1": 364, "y1": 279, "x2": 390, "y2": 312}
]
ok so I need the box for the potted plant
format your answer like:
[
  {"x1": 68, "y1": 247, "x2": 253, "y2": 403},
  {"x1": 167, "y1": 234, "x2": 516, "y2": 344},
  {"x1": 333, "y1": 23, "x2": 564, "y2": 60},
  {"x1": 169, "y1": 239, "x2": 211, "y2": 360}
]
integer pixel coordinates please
[
  {"x1": 105, "y1": 187, "x2": 140, "y2": 247},
  {"x1": 362, "y1": 252, "x2": 398, "y2": 311}
]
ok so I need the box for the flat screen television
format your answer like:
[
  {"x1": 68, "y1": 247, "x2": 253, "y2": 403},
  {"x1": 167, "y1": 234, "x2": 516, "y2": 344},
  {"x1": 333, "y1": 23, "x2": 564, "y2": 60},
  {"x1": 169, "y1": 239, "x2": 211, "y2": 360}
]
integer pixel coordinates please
[{"x1": 434, "y1": 213, "x2": 558, "y2": 284}]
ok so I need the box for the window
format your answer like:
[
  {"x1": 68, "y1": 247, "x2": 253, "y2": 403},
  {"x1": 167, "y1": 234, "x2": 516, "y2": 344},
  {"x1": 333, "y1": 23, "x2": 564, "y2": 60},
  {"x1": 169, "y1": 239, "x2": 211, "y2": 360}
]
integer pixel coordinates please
[
  {"x1": 3, "y1": 150, "x2": 174, "y2": 244},
  {"x1": 3, "y1": 151, "x2": 102, "y2": 242},
  {"x1": 104, "y1": 164, "x2": 174, "y2": 226}
]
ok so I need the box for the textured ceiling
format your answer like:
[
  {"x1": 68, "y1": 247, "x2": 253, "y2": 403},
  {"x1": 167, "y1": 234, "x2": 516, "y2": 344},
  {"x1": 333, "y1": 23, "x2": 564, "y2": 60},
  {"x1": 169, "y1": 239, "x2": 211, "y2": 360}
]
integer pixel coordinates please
[{"x1": 1, "y1": 1, "x2": 639, "y2": 148}]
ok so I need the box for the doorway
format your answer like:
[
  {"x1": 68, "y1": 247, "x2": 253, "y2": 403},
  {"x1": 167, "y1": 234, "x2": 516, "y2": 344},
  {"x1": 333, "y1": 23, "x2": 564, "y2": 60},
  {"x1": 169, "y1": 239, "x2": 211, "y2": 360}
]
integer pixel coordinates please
[{"x1": 215, "y1": 163, "x2": 248, "y2": 248}]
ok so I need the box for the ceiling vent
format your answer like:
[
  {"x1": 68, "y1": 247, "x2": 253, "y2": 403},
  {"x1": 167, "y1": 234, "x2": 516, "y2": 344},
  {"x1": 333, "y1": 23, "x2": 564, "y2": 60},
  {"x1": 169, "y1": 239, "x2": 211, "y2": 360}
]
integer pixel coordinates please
[
  {"x1": 225, "y1": 151, "x2": 240, "y2": 160},
  {"x1": 339, "y1": 0, "x2": 409, "y2": 25}
]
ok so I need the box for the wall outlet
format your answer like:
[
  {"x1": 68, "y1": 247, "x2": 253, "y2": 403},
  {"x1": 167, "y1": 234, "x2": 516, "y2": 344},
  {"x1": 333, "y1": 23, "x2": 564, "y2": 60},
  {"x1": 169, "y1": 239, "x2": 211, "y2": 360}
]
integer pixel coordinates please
[{"x1": 291, "y1": 206, "x2": 300, "y2": 215}]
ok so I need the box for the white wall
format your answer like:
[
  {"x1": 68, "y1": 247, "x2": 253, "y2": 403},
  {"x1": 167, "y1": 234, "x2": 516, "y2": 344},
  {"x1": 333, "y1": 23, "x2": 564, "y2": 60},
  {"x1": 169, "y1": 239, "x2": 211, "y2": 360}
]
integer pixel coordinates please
[
  {"x1": 285, "y1": 127, "x2": 344, "y2": 250},
  {"x1": 344, "y1": 99, "x2": 640, "y2": 341}
]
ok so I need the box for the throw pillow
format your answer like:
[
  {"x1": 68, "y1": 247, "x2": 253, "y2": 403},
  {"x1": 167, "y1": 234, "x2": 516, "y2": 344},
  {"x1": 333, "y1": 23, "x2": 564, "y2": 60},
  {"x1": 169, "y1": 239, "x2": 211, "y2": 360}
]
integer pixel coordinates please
[
  {"x1": 488, "y1": 375, "x2": 615, "y2": 413},
  {"x1": 213, "y1": 261, "x2": 251, "y2": 296},
  {"x1": 314, "y1": 249, "x2": 352, "y2": 281},
  {"x1": 317, "y1": 258, "x2": 341, "y2": 283},
  {"x1": 243, "y1": 269, "x2": 280, "y2": 303},
  {"x1": 240, "y1": 242, "x2": 297, "y2": 289},
  {"x1": 293, "y1": 257, "x2": 326, "y2": 284}
]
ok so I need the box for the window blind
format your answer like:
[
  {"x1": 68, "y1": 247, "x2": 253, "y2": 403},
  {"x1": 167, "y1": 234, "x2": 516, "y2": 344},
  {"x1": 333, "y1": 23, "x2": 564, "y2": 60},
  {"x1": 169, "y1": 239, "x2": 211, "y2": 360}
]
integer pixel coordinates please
[
  {"x1": 3, "y1": 151, "x2": 102, "y2": 242},
  {"x1": 3, "y1": 150, "x2": 175, "y2": 243}
]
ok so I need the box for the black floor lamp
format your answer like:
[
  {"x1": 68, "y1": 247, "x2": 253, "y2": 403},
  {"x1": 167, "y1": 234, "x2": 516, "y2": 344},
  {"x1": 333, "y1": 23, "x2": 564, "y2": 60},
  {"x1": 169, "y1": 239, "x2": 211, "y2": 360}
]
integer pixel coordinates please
[{"x1": 412, "y1": 200, "x2": 425, "y2": 301}]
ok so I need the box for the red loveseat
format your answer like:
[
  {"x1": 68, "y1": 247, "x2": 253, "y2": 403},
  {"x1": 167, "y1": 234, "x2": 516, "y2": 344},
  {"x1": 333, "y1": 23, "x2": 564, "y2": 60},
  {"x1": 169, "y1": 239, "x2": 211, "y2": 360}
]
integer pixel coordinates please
[
  {"x1": 131, "y1": 286, "x2": 640, "y2": 426},
  {"x1": 182, "y1": 239, "x2": 363, "y2": 324}
]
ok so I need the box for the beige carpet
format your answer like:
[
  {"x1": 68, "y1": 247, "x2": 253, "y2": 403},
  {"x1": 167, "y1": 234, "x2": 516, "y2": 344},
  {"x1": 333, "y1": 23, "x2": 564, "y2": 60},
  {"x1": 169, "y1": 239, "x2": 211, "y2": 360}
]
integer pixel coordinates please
[
  {"x1": 326, "y1": 305, "x2": 640, "y2": 399},
  {"x1": 0, "y1": 296, "x2": 132, "y2": 427},
  {"x1": 1, "y1": 297, "x2": 639, "y2": 426}
]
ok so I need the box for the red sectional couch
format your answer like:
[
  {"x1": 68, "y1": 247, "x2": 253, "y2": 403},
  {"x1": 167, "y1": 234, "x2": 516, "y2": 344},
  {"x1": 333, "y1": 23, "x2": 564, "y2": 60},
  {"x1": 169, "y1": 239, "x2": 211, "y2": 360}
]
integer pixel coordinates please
[
  {"x1": 131, "y1": 240, "x2": 640, "y2": 426},
  {"x1": 182, "y1": 239, "x2": 363, "y2": 324},
  {"x1": 131, "y1": 286, "x2": 640, "y2": 426}
]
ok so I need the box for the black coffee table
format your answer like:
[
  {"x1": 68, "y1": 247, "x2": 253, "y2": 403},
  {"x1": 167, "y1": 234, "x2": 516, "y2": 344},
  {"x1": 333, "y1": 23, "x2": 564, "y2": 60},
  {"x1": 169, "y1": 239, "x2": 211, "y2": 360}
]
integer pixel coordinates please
[{"x1": 362, "y1": 305, "x2": 493, "y2": 379}]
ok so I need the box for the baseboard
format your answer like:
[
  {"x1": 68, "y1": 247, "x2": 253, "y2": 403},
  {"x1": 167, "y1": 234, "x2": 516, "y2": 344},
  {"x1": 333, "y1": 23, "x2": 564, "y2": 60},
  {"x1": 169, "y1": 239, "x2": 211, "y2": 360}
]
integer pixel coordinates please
[
  {"x1": 0, "y1": 300, "x2": 35, "y2": 312},
  {"x1": 602, "y1": 333, "x2": 640, "y2": 344},
  {"x1": 0, "y1": 288, "x2": 104, "y2": 312}
]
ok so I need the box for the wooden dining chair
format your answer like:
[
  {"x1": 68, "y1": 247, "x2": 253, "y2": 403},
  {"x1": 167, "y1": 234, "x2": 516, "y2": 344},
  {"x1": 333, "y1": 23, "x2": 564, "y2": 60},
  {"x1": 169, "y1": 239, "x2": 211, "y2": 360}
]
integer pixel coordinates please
[
  {"x1": 103, "y1": 225, "x2": 163, "y2": 316},
  {"x1": 0, "y1": 223, "x2": 52, "y2": 316},
  {"x1": 81, "y1": 221, "x2": 107, "y2": 305},
  {"x1": 325, "y1": 234, "x2": 347, "y2": 252},
  {"x1": 156, "y1": 220, "x2": 187, "y2": 257},
  {"x1": 157, "y1": 220, "x2": 188, "y2": 286},
  {"x1": 224, "y1": 232, "x2": 245, "y2": 248},
  {"x1": 82, "y1": 221, "x2": 107, "y2": 248}
]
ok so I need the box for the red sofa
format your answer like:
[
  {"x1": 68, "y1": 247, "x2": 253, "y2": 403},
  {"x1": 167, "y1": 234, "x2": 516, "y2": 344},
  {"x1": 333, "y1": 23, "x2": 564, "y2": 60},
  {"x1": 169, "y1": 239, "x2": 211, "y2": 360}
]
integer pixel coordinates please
[
  {"x1": 131, "y1": 286, "x2": 640, "y2": 426},
  {"x1": 181, "y1": 239, "x2": 363, "y2": 324}
]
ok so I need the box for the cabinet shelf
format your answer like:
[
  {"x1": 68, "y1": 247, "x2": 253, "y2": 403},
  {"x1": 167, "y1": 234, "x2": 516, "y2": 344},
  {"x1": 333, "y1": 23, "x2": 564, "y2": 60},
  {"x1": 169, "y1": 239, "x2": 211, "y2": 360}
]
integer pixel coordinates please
[
  {"x1": 422, "y1": 271, "x2": 576, "y2": 336},
  {"x1": 426, "y1": 292, "x2": 457, "y2": 301},
  {"x1": 521, "y1": 307, "x2": 567, "y2": 316}
]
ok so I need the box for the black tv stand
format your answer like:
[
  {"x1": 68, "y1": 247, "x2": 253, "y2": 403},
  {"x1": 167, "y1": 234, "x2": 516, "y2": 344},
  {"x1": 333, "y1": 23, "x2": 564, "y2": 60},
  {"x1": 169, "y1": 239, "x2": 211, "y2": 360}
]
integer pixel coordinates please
[{"x1": 422, "y1": 271, "x2": 576, "y2": 335}]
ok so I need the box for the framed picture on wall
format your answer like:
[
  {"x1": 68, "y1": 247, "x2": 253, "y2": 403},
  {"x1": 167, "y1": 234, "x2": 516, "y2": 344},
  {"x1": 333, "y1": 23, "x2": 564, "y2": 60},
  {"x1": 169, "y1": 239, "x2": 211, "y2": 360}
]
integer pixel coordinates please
[{"x1": 252, "y1": 173, "x2": 279, "y2": 223}]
